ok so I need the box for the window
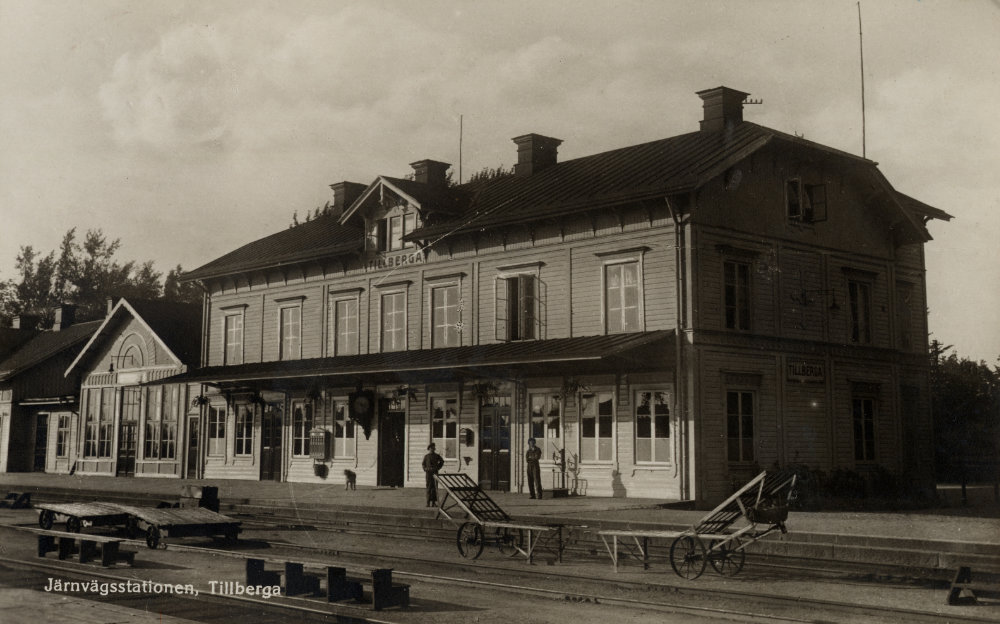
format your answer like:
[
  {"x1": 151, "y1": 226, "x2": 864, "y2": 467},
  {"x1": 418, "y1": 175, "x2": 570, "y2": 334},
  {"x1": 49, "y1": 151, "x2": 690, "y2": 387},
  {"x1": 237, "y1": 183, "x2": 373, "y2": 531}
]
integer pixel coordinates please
[
  {"x1": 431, "y1": 397, "x2": 459, "y2": 459},
  {"x1": 529, "y1": 393, "x2": 561, "y2": 458},
  {"x1": 726, "y1": 391, "x2": 755, "y2": 462},
  {"x1": 56, "y1": 414, "x2": 70, "y2": 458},
  {"x1": 496, "y1": 274, "x2": 536, "y2": 341},
  {"x1": 724, "y1": 260, "x2": 751, "y2": 331},
  {"x1": 84, "y1": 389, "x2": 99, "y2": 458},
  {"x1": 224, "y1": 313, "x2": 244, "y2": 365},
  {"x1": 381, "y1": 292, "x2": 406, "y2": 352},
  {"x1": 849, "y1": 280, "x2": 872, "y2": 344},
  {"x1": 328, "y1": 297, "x2": 359, "y2": 356},
  {"x1": 403, "y1": 213, "x2": 417, "y2": 248},
  {"x1": 331, "y1": 399, "x2": 355, "y2": 458},
  {"x1": 635, "y1": 390, "x2": 670, "y2": 463},
  {"x1": 432, "y1": 285, "x2": 461, "y2": 347},
  {"x1": 786, "y1": 179, "x2": 827, "y2": 223},
  {"x1": 374, "y1": 211, "x2": 418, "y2": 252},
  {"x1": 853, "y1": 396, "x2": 877, "y2": 462},
  {"x1": 235, "y1": 405, "x2": 253, "y2": 456},
  {"x1": 292, "y1": 401, "x2": 313, "y2": 457},
  {"x1": 207, "y1": 406, "x2": 226, "y2": 456},
  {"x1": 93, "y1": 387, "x2": 113, "y2": 458},
  {"x1": 144, "y1": 386, "x2": 177, "y2": 460},
  {"x1": 580, "y1": 392, "x2": 614, "y2": 462},
  {"x1": 605, "y1": 262, "x2": 641, "y2": 333},
  {"x1": 280, "y1": 305, "x2": 302, "y2": 360}
]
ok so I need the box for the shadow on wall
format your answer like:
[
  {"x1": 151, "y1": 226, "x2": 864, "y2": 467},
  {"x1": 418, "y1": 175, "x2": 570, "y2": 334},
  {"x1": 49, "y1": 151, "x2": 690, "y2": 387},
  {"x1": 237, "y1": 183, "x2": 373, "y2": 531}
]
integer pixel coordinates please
[{"x1": 611, "y1": 470, "x2": 627, "y2": 498}]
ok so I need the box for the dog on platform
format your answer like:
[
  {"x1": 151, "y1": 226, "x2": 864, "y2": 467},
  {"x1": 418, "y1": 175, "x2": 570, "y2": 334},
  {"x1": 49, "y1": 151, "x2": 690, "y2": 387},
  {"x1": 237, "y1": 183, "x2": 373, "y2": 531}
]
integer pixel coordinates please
[{"x1": 344, "y1": 469, "x2": 356, "y2": 491}]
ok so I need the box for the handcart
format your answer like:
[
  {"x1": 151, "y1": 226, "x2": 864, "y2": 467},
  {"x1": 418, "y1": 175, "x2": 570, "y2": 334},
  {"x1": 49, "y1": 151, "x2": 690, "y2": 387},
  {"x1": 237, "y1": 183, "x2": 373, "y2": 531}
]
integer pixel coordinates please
[
  {"x1": 668, "y1": 469, "x2": 798, "y2": 579},
  {"x1": 115, "y1": 504, "x2": 241, "y2": 549},
  {"x1": 35, "y1": 501, "x2": 131, "y2": 533},
  {"x1": 435, "y1": 473, "x2": 569, "y2": 563}
]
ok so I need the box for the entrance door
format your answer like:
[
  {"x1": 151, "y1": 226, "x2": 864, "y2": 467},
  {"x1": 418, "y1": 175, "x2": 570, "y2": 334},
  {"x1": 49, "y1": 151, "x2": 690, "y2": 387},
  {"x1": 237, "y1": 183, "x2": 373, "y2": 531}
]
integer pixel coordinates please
[
  {"x1": 33, "y1": 414, "x2": 48, "y2": 472},
  {"x1": 479, "y1": 395, "x2": 511, "y2": 491},
  {"x1": 186, "y1": 417, "x2": 200, "y2": 478},
  {"x1": 117, "y1": 387, "x2": 140, "y2": 477},
  {"x1": 378, "y1": 399, "x2": 405, "y2": 487},
  {"x1": 260, "y1": 405, "x2": 282, "y2": 481}
]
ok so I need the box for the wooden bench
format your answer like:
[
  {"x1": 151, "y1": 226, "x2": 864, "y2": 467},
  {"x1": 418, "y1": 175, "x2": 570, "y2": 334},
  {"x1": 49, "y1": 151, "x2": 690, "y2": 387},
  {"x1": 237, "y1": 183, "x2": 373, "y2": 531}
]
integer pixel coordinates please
[
  {"x1": 598, "y1": 529, "x2": 683, "y2": 571},
  {"x1": 371, "y1": 568, "x2": 409, "y2": 611},
  {"x1": 246, "y1": 558, "x2": 282, "y2": 586},
  {"x1": 284, "y1": 562, "x2": 321, "y2": 596},
  {"x1": 327, "y1": 567, "x2": 363, "y2": 603},
  {"x1": 947, "y1": 566, "x2": 1000, "y2": 605},
  {"x1": 37, "y1": 531, "x2": 135, "y2": 567}
]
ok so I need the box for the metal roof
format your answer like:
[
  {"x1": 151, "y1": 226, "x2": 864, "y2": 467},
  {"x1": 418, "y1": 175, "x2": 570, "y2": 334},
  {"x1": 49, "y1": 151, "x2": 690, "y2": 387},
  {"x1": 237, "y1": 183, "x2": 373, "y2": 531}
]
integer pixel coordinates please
[
  {"x1": 157, "y1": 330, "x2": 674, "y2": 387},
  {"x1": 0, "y1": 321, "x2": 102, "y2": 382}
]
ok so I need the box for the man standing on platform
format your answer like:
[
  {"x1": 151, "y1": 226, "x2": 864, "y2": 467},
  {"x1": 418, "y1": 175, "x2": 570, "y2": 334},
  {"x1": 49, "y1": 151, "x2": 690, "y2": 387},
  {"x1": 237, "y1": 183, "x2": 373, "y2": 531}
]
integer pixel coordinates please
[
  {"x1": 423, "y1": 443, "x2": 445, "y2": 507},
  {"x1": 526, "y1": 437, "x2": 543, "y2": 499}
]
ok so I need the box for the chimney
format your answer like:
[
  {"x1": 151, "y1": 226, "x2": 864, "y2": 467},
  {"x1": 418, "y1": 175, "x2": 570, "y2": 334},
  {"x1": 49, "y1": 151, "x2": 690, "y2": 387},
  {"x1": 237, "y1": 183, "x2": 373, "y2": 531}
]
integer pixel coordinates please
[
  {"x1": 52, "y1": 304, "x2": 77, "y2": 331},
  {"x1": 696, "y1": 86, "x2": 750, "y2": 132},
  {"x1": 409, "y1": 160, "x2": 451, "y2": 188},
  {"x1": 329, "y1": 181, "x2": 367, "y2": 217},
  {"x1": 12, "y1": 314, "x2": 40, "y2": 330},
  {"x1": 107, "y1": 298, "x2": 116, "y2": 316},
  {"x1": 513, "y1": 134, "x2": 562, "y2": 177}
]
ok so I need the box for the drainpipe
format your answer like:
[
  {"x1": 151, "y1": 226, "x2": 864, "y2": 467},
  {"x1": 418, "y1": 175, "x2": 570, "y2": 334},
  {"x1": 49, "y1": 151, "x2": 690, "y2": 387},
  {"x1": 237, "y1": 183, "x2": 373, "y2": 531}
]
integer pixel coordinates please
[{"x1": 665, "y1": 196, "x2": 688, "y2": 500}]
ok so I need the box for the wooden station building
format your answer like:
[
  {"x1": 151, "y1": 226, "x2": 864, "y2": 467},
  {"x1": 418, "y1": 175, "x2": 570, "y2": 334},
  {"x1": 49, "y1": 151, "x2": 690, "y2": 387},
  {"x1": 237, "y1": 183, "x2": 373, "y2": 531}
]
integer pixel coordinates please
[{"x1": 165, "y1": 86, "x2": 948, "y2": 506}]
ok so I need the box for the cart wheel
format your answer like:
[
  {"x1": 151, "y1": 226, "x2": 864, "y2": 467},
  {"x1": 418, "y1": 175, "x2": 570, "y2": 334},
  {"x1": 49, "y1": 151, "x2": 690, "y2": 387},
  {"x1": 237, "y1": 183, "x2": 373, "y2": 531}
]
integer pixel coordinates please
[
  {"x1": 709, "y1": 537, "x2": 745, "y2": 576},
  {"x1": 125, "y1": 518, "x2": 140, "y2": 539},
  {"x1": 146, "y1": 526, "x2": 162, "y2": 550},
  {"x1": 496, "y1": 527, "x2": 524, "y2": 557},
  {"x1": 456, "y1": 522, "x2": 484, "y2": 559},
  {"x1": 669, "y1": 535, "x2": 707, "y2": 580},
  {"x1": 65, "y1": 516, "x2": 82, "y2": 533},
  {"x1": 38, "y1": 510, "x2": 54, "y2": 530}
]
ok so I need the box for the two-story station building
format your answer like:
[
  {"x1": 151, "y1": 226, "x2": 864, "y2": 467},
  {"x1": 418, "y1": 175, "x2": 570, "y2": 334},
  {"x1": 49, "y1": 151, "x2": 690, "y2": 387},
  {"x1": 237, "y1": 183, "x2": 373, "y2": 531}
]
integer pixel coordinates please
[{"x1": 173, "y1": 87, "x2": 950, "y2": 506}]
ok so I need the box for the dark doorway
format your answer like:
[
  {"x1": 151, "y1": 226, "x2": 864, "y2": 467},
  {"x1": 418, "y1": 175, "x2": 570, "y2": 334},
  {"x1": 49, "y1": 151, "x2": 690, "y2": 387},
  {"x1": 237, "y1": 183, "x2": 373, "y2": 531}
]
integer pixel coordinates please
[
  {"x1": 117, "y1": 387, "x2": 140, "y2": 477},
  {"x1": 32, "y1": 414, "x2": 48, "y2": 472},
  {"x1": 479, "y1": 395, "x2": 511, "y2": 491},
  {"x1": 260, "y1": 405, "x2": 282, "y2": 481},
  {"x1": 186, "y1": 417, "x2": 200, "y2": 478},
  {"x1": 378, "y1": 398, "x2": 405, "y2": 487}
]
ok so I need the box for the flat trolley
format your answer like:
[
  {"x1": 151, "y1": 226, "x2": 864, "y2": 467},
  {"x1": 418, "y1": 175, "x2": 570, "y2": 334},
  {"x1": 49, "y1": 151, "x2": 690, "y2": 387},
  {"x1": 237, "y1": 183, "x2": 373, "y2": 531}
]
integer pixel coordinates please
[
  {"x1": 435, "y1": 473, "x2": 569, "y2": 563},
  {"x1": 35, "y1": 502, "x2": 132, "y2": 534},
  {"x1": 668, "y1": 469, "x2": 798, "y2": 579}
]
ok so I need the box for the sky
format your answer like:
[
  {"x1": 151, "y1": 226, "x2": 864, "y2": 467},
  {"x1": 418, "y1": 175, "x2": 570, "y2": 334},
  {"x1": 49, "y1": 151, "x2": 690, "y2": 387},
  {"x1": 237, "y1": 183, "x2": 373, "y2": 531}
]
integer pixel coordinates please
[{"x1": 1, "y1": 0, "x2": 998, "y2": 362}]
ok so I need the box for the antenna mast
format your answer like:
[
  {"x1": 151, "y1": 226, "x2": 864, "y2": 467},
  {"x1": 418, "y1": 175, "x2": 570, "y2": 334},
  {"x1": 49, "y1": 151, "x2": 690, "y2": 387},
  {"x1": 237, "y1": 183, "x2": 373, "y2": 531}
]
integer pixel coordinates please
[
  {"x1": 857, "y1": 2, "x2": 867, "y2": 158},
  {"x1": 459, "y1": 114, "x2": 464, "y2": 184}
]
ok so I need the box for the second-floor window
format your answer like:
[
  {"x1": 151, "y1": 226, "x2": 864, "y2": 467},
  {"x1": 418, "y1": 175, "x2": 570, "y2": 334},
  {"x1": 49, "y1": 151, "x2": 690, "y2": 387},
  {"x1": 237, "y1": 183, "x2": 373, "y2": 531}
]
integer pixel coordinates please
[
  {"x1": 605, "y1": 261, "x2": 640, "y2": 333},
  {"x1": 224, "y1": 313, "x2": 243, "y2": 365},
  {"x1": 280, "y1": 305, "x2": 301, "y2": 360},
  {"x1": 496, "y1": 274, "x2": 536, "y2": 341},
  {"x1": 381, "y1": 292, "x2": 406, "y2": 352},
  {"x1": 849, "y1": 280, "x2": 872, "y2": 344},
  {"x1": 786, "y1": 180, "x2": 827, "y2": 223},
  {"x1": 724, "y1": 260, "x2": 751, "y2": 331},
  {"x1": 432, "y1": 285, "x2": 461, "y2": 347},
  {"x1": 329, "y1": 297, "x2": 359, "y2": 356},
  {"x1": 375, "y1": 211, "x2": 418, "y2": 252}
]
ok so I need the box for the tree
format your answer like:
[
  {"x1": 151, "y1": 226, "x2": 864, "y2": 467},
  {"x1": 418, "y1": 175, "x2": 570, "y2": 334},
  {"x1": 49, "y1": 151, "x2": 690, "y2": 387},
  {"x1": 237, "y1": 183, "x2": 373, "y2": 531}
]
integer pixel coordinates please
[
  {"x1": 164, "y1": 265, "x2": 201, "y2": 305},
  {"x1": 13, "y1": 245, "x2": 57, "y2": 326}
]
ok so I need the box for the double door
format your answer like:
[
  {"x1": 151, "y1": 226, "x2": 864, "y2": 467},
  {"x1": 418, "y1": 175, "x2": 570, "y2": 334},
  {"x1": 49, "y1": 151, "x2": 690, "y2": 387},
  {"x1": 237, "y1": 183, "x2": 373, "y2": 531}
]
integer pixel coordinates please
[
  {"x1": 479, "y1": 395, "x2": 511, "y2": 491},
  {"x1": 117, "y1": 387, "x2": 140, "y2": 477},
  {"x1": 260, "y1": 405, "x2": 282, "y2": 481}
]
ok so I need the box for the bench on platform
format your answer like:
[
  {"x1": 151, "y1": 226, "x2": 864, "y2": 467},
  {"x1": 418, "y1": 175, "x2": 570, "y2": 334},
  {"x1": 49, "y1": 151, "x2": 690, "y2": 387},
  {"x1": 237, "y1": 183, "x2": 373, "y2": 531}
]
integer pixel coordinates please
[
  {"x1": 246, "y1": 558, "x2": 282, "y2": 586},
  {"x1": 947, "y1": 566, "x2": 1000, "y2": 605},
  {"x1": 284, "y1": 562, "x2": 321, "y2": 596},
  {"x1": 371, "y1": 568, "x2": 409, "y2": 611},
  {"x1": 327, "y1": 567, "x2": 363, "y2": 603},
  {"x1": 37, "y1": 530, "x2": 135, "y2": 567}
]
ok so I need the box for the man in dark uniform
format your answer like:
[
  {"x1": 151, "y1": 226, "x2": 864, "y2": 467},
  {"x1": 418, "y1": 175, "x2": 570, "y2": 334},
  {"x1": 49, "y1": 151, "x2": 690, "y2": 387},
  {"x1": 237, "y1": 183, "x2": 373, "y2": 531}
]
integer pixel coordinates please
[
  {"x1": 422, "y1": 443, "x2": 445, "y2": 507},
  {"x1": 525, "y1": 437, "x2": 543, "y2": 499}
]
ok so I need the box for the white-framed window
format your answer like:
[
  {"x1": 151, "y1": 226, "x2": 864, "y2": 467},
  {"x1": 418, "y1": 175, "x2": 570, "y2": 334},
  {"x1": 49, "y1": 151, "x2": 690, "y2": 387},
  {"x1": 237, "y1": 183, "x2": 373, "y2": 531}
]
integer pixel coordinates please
[
  {"x1": 580, "y1": 391, "x2": 614, "y2": 462},
  {"x1": 726, "y1": 390, "x2": 754, "y2": 463},
  {"x1": 851, "y1": 384, "x2": 879, "y2": 462},
  {"x1": 280, "y1": 305, "x2": 302, "y2": 360},
  {"x1": 432, "y1": 284, "x2": 461, "y2": 347},
  {"x1": 207, "y1": 405, "x2": 226, "y2": 456},
  {"x1": 83, "y1": 389, "x2": 99, "y2": 458},
  {"x1": 224, "y1": 312, "x2": 244, "y2": 365},
  {"x1": 635, "y1": 390, "x2": 669, "y2": 463},
  {"x1": 496, "y1": 274, "x2": 538, "y2": 341},
  {"x1": 144, "y1": 386, "x2": 178, "y2": 460},
  {"x1": 291, "y1": 401, "x2": 313, "y2": 457},
  {"x1": 55, "y1": 414, "x2": 70, "y2": 458},
  {"x1": 786, "y1": 179, "x2": 828, "y2": 223},
  {"x1": 431, "y1": 396, "x2": 459, "y2": 459},
  {"x1": 529, "y1": 393, "x2": 561, "y2": 459},
  {"x1": 381, "y1": 291, "x2": 406, "y2": 352},
  {"x1": 328, "y1": 295, "x2": 360, "y2": 356},
  {"x1": 86, "y1": 388, "x2": 114, "y2": 458},
  {"x1": 604, "y1": 260, "x2": 642, "y2": 334},
  {"x1": 235, "y1": 405, "x2": 253, "y2": 456},
  {"x1": 330, "y1": 398, "x2": 355, "y2": 459},
  {"x1": 848, "y1": 280, "x2": 872, "y2": 344},
  {"x1": 724, "y1": 260, "x2": 751, "y2": 331},
  {"x1": 374, "y1": 210, "x2": 419, "y2": 252}
]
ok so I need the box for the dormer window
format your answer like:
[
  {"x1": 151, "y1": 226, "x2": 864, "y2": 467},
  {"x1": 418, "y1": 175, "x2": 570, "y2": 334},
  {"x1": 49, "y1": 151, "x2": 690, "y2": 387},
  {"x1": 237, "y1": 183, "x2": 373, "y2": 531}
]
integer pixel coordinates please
[
  {"x1": 373, "y1": 210, "x2": 418, "y2": 252},
  {"x1": 786, "y1": 179, "x2": 827, "y2": 223}
]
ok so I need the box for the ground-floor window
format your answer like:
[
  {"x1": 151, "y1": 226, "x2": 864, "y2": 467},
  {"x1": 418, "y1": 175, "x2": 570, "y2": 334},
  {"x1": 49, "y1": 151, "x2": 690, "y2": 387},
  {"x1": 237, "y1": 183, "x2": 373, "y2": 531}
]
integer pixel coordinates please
[
  {"x1": 580, "y1": 392, "x2": 614, "y2": 462},
  {"x1": 726, "y1": 390, "x2": 755, "y2": 462},
  {"x1": 235, "y1": 405, "x2": 253, "y2": 456},
  {"x1": 292, "y1": 401, "x2": 313, "y2": 457},
  {"x1": 331, "y1": 399, "x2": 355, "y2": 458},
  {"x1": 852, "y1": 396, "x2": 877, "y2": 462},
  {"x1": 207, "y1": 405, "x2": 225, "y2": 456},
  {"x1": 85, "y1": 388, "x2": 114, "y2": 458},
  {"x1": 144, "y1": 386, "x2": 178, "y2": 460},
  {"x1": 529, "y1": 393, "x2": 562, "y2": 459},
  {"x1": 432, "y1": 396, "x2": 459, "y2": 459},
  {"x1": 635, "y1": 390, "x2": 669, "y2": 463},
  {"x1": 55, "y1": 414, "x2": 70, "y2": 457}
]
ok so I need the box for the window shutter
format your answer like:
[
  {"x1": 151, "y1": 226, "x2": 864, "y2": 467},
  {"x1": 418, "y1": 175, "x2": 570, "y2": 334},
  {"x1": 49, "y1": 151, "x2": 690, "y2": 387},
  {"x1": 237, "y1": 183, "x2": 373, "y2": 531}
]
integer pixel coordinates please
[
  {"x1": 495, "y1": 277, "x2": 509, "y2": 341},
  {"x1": 376, "y1": 219, "x2": 388, "y2": 252},
  {"x1": 519, "y1": 274, "x2": 535, "y2": 340}
]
